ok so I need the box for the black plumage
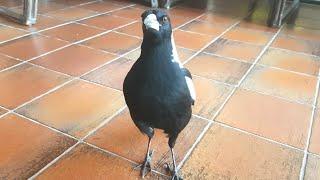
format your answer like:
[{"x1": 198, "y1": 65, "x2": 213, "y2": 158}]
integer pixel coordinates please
[{"x1": 123, "y1": 9, "x2": 195, "y2": 180}]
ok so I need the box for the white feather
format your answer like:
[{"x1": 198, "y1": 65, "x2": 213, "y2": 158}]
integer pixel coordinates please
[
  {"x1": 144, "y1": 14, "x2": 160, "y2": 31},
  {"x1": 170, "y1": 34, "x2": 183, "y2": 68},
  {"x1": 171, "y1": 34, "x2": 196, "y2": 101},
  {"x1": 185, "y1": 76, "x2": 196, "y2": 101}
]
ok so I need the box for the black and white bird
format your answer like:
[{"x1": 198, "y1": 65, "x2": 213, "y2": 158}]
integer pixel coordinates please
[{"x1": 123, "y1": 9, "x2": 196, "y2": 180}]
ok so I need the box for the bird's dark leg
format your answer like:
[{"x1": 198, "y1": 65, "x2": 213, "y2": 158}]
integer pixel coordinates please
[
  {"x1": 165, "y1": 136, "x2": 182, "y2": 180},
  {"x1": 141, "y1": 137, "x2": 154, "y2": 178}
]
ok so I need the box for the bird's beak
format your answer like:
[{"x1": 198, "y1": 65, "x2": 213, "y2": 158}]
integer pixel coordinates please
[{"x1": 144, "y1": 14, "x2": 160, "y2": 31}]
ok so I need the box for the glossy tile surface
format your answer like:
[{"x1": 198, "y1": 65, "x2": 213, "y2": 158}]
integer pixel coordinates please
[
  {"x1": 181, "y1": 124, "x2": 303, "y2": 179},
  {"x1": 31, "y1": 45, "x2": 117, "y2": 76},
  {"x1": 242, "y1": 65, "x2": 317, "y2": 105},
  {"x1": 218, "y1": 89, "x2": 312, "y2": 148},
  {"x1": 0, "y1": 64, "x2": 69, "y2": 109},
  {"x1": 0, "y1": 114, "x2": 76, "y2": 179},
  {"x1": 17, "y1": 80, "x2": 125, "y2": 138}
]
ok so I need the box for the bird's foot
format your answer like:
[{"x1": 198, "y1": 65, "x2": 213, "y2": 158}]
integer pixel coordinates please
[
  {"x1": 164, "y1": 163, "x2": 183, "y2": 180},
  {"x1": 138, "y1": 149, "x2": 154, "y2": 178}
]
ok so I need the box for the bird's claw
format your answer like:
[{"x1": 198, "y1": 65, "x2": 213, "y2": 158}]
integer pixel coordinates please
[
  {"x1": 164, "y1": 163, "x2": 183, "y2": 180},
  {"x1": 140, "y1": 149, "x2": 154, "y2": 178}
]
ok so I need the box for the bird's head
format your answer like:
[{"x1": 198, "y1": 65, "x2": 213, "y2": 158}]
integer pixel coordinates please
[{"x1": 141, "y1": 9, "x2": 172, "y2": 44}]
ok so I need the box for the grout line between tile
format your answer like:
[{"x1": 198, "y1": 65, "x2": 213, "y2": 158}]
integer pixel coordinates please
[
  {"x1": 12, "y1": 112, "x2": 78, "y2": 141},
  {"x1": 299, "y1": 67, "x2": 320, "y2": 180},
  {"x1": 173, "y1": 14, "x2": 205, "y2": 30},
  {"x1": 177, "y1": 120, "x2": 212, "y2": 169},
  {"x1": 82, "y1": 106, "x2": 127, "y2": 140},
  {"x1": 84, "y1": 142, "x2": 138, "y2": 165},
  {"x1": 309, "y1": 152, "x2": 320, "y2": 158},
  {"x1": 181, "y1": 22, "x2": 241, "y2": 66}
]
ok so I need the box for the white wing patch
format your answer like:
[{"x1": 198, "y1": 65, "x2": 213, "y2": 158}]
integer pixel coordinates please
[
  {"x1": 170, "y1": 34, "x2": 183, "y2": 68},
  {"x1": 171, "y1": 33, "x2": 196, "y2": 102},
  {"x1": 185, "y1": 76, "x2": 196, "y2": 101}
]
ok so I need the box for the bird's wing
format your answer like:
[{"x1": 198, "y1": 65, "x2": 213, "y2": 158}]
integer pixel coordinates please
[{"x1": 181, "y1": 68, "x2": 196, "y2": 104}]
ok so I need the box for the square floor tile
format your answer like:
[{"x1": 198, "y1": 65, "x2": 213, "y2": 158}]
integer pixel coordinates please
[
  {"x1": 17, "y1": 80, "x2": 125, "y2": 138},
  {"x1": 272, "y1": 35, "x2": 320, "y2": 56},
  {"x1": 37, "y1": 143, "x2": 165, "y2": 179},
  {"x1": 86, "y1": 108, "x2": 208, "y2": 174},
  {"x1": 0, "y1": 25, "x2": 27, "y2": 42},
  {"x1": 217, "y1": 89, "x2": 312, "y2": 148},
  {"x1": 0, "y1": 54, "x2": 20, "y2": 70},
  {"x1": 173, "y1": 30, "x2": 214, "y2": 50},
  {"x1": 46, "y1": 7, "x2": 97, "y2": 21},
  {"x1": 309, "y1": 111, "x2": 320, "y2": 155},
  {"x1": 0, "y1": 35, "x2": 68, "y2": 61},
  {"x1": 192, "y1": 76, "x2": 233, "y2": 119},
  {"x1": 180, "y1": 20, "x2": 226, "y2": 36},
  {"x1": 181, "y1": 124, "x2": 303, "y2": 179},
  {"x1": 242, "y1": 65, "x2": 317, "y2": 105},
  {"x1": 223, "y1": 27, "x2": 273, "y2": 45},
  {"x1": 0, "y1": 114, "x2": 76, "y2": 179},
  {"x1": 111, "y1": 7, "x2": 144, "y2": 20},
  {"x1": 116, "y1": 22, "x2": 143, "y2": 38},
  {"x1": 31, "y1": 45, "x2": 117, "y2": 76},
  {"x1": 0, "y1": 64, "x2": 69, "y2": 109},
  {"x1": 79, "y1": 1, "x2": 122, "y2": 13},
  {"x1": 259, "y1": 48, "x2": 320, "y2": 76},
  {"x1": 42, "y1": 23, "x2": 104, "y2": 42},
  {"x1": 79, "y1": 14, "x2": 134, "y2": 30},
  {"x1": 0, "y1": 15, "x2": 66, "y2": 32},
  {"x1": 83, "y1": 32, "x2": 141, "y2": 55},
  {"x1": 204, "y1": 38, "x2": 262, "y2": 63},
  {"x1": 199, "y1": 13, "x2": 238, "y2": 26},
  {"x1": 83, "y1": 58, "x2": 134, "y2": 90},
  {"x1": 305, "y1": 154, "x2": 320, "y2": 180},
  {"x1": 185, "y1": 53, "x2": 250, "y2": 85}
]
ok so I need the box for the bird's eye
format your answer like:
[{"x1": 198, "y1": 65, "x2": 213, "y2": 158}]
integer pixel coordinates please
[{"x1": 162, "y1": 16, "x2": 168, "y2": 22}]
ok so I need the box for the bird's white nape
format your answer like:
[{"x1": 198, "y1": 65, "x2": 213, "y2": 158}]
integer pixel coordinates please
[{"x1": 144, "y1": 14, "x2": 160, "y2": 31}]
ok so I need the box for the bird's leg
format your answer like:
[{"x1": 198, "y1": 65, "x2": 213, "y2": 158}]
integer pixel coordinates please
[
  {"x1": 165, "y1": 148, "x2": 183, "y2": 180},
  {"x1": 140, "y1": 137, "x2": 154, "y2": 178}
]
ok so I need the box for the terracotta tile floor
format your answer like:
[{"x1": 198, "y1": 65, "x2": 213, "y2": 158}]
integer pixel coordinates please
[{"x1": 0, "y1": 1, "x2": 319, "y2": 179}]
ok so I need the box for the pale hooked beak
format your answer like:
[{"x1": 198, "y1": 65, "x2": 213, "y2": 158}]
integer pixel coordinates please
[{"x1": 144, "y1": 14, "x2": 160, "y2": 31}]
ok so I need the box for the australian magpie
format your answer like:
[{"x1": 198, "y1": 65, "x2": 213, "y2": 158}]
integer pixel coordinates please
[{"x1": 123, "y1": 9, "x2": 196, "y2": 180}]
